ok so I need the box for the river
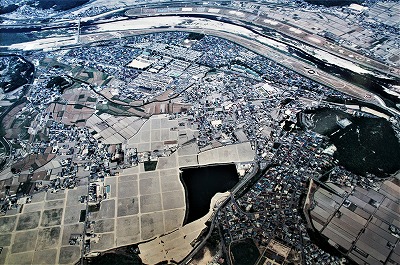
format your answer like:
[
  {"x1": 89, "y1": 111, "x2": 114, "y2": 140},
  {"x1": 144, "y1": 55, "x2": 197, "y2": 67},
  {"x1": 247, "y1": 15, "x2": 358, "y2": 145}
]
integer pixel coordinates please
[
  {"x1": 288, "y1": 47, "x2": 400, "y2": 108},
  {"x1": 1, "y1": 12, "x2": 399, "y2": 110}
]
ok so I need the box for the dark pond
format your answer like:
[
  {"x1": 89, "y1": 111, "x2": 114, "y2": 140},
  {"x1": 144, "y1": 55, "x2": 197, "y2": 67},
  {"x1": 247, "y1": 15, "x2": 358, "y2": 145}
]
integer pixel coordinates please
[
  {"x1": 230, "y1": 239, "x2": 260, "y2": 265},
  {"x1": 181, "y1": 164, "x2": 239, "y2": 224},
  {"x1": 298, "y1": 108, "x2": 400, "y2": 177}
]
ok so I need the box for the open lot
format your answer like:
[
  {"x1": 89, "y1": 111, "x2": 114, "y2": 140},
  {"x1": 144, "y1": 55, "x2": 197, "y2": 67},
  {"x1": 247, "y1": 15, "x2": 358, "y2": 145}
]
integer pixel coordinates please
[
  {"x1": 157, "y1": 153, "x2": 178, "y2": 169},
  {"x1": 117, "y1": 180, "x2": 138, "y2": 198},
  {"x1": 7, "y1": 252, "x2": 34, "y2": 265},
  {"x1": 32, "y1": 249, "x2": 58, "y2": 265},
  {"x1": 59, "y1": 246, "x2": 81, "y2": 264},
  {"x1": 0, "y1": 233, "x2": 12, "y2": 246},
  {"x1": 11, "y1": 230, "x2": 38, "y2": 253},
  {"x1": 160, "y1": 173, "x2": 183, "y2": 192},
  {"x1": 140, "y1": 194, "x2": 163, "y2": 213},
  {"x1": 16, "y1": 211, "x2": 41, "y2": 231},
  {"x1": 36, "y1": 227, "x2": 61, "y2": 250},
  {"x1": 95, "y1": 199, "x2": 115, "y2": 219},
  {"x1": 93, "y1": 219, "x2": 115, "y2": 233},
  {"x1": 61, "y1": 223, "x2": 84, "y2": 246},
  {"x1": 66, "y1": 186, "x2": 87, "y2": 206},
  {"x1": 41, "y1": 208, "x2": 63, "y2": 227},
  {"x1": 141, "y1": 212, "x2": 165, "y2": 241},
  {"x1": 64, "y1": 205, "x2": 85, "y2": 224},
  {"x1": 162, "y1": 190, "x2": 185, "y2": 210},
  {"x1": 118, "y1": 173, "x2": 138, "y2": 182},
  {"x1": 117, "y1": 197, "x2": 139, "y2": 217},
  {"x1": 116, "y1": 216, "x2": 141, "y2": 246},
  {"x1": 44, "y1": 199, "x2": 65, "y2": 209},
  {"x1": 23, "y1": 202, "x2": 44, "y2": 213},
  {"x1": 46, "y1": 190, "x2": 66, "y2": 201},
  {"x1": 139, "y1": 177, "x2": 160, "y2": 195},
  {"x1": 0, "y1": 247, "x2": 7, "y2": 264},
  {"x1": 90, "y1": 232, "x2": 115, "y2": 251},
  {"x1": 164, "y1": 209, "x2": 185, "y2": 232}
]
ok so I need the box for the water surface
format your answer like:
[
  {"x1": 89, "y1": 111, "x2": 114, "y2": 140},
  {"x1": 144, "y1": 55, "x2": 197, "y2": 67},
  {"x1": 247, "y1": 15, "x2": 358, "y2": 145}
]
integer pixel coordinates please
[{"x1": 181, "y1": 164, "x2": 239, "y2": 224}]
